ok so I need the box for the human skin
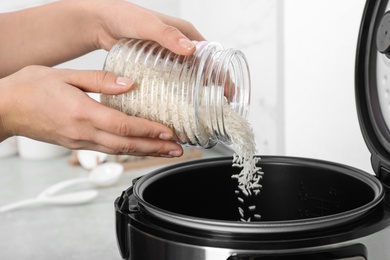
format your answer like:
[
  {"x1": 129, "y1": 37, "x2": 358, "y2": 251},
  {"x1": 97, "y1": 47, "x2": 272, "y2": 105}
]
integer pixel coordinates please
[{"x1": 0, "y1": 0, "x2": 205, "y2": 157}]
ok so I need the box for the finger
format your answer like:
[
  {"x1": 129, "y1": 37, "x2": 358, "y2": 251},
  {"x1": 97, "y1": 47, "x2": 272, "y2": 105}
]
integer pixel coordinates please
[
  {"x1": 73, "y1": 136, "x2": 183, "y2": 157},
  {"x1": 86, "y1": 101, "x2": 175, "y2": 141},
  {"x1": 57, "y1": 101, "x2": 183, "y2": 157},
  {"x1": 136, "y1": 13, "x2": 203, "y2": 56},
  {"x1": 92, "y1": 131, "x2": 183, "y2": 157},
  {"x1": 150, "y1": 23, "x2": 197, "y2": 56},
  {"x1": 63, "y1": 69, "x2": 134, "y2": 94},
  {"x1": 154, "y1": 12, "x2": 206, "y2": 42}
]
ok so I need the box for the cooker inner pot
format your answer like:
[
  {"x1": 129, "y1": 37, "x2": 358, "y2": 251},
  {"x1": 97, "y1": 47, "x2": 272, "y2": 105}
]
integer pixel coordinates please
[{"x1": 141, "y1": 159, "x2": 376, "y2": 222}]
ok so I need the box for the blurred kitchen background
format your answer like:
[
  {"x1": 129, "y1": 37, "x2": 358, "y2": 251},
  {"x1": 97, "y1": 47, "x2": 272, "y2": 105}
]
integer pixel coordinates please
[{"x1": 0, "y1": 0, "x2": 371, "y2": 172}]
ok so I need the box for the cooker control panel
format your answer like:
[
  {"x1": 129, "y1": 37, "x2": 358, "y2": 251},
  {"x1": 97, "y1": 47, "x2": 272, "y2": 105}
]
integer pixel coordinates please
[{"x1": 377, "y1": 12, "x2": 390, "y2": 56}]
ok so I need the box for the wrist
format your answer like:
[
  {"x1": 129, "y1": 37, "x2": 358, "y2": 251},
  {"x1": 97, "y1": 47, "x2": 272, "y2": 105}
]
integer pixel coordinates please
[
  {"x1": 84, "y1": 0, "x2": 120, "y2": 51},
  {"x1": 0, "y1": 80, "x2": 13, "y2": 142},
  {"x1": 0, "y1": 117, "x2": 11, "y2": 142},
  {"x1": 66, "y1": 0, "x2": 104, "y2": 51}
]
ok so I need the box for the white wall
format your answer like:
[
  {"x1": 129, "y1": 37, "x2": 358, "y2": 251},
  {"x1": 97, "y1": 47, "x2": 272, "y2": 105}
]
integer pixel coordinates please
[
  {"x1": 182, "y1": 0, "x2": 375, "y2": 172},
  {"x1": 283, "y1": 0, "x2": 372, "y2": 172}
]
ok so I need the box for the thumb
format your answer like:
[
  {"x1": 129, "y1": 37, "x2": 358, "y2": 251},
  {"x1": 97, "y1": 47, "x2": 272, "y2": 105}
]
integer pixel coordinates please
[
  {"x1": 156, "y1": 27, "x2": 196, "y2": 56},
  {"x1": 64, "y1": 69, "x2": 134, "y2": 95},
  {"x1": 141, "y1": 21, "x2": 196, "y2": 56}
]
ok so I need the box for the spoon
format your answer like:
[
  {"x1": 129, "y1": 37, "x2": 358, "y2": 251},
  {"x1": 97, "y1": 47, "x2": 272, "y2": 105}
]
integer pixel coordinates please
[
  {"x1": 0, "y1": 190, "x2": 98, "y2": 213},
  {"x1": 0, "y1": 162, "x2": 123, "y2": 213},
  {"x1": 38, "y1": 162, "x2": 124, "y2": 198}
]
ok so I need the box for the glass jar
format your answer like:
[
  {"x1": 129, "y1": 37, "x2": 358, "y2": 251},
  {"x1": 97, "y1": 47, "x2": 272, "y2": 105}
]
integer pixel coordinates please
[{"x1": 101, "y1": 39, "x2": 251, "y2": 148}]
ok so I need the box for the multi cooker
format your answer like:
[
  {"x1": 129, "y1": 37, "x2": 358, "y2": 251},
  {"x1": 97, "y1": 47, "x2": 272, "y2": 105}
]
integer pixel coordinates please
[{"x1": 114, "y1": 0, "x2": 390, "y2": 258}]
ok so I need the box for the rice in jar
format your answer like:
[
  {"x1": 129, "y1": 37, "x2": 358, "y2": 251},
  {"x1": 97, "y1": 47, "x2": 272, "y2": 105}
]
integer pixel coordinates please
[{"x1": 100, "y1": 39, "x2": 251, "y2": 149}]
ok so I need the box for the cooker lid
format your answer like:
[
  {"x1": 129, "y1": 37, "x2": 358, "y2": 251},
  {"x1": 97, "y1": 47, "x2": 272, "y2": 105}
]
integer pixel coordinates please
[{"x1": 356, "y1": 0, "x2": 390, "y2": 184}]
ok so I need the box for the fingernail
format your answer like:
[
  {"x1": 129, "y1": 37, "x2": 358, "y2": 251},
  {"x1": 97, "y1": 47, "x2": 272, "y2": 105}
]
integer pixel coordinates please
[
  {"x1": 160, "y1": 154, "x2": 173, "y2": 158},
  {"x1": 169, "y1": 150, "x2": 182, "y2": 157},
  {"x1": 159, "y1": 133, "x2": 173, "y2": 140},
  {"x1": 116, "y1": 77, "x2": 133, "y2": 87},
  {"x1": 178, "y1": 38, "x2": 195, "y2": 51}
]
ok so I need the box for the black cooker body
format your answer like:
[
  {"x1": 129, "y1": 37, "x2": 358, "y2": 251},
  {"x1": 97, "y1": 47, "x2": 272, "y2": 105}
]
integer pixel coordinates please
[{"x1": 115, "y1": 156, "x2": 390, "y2": 260}]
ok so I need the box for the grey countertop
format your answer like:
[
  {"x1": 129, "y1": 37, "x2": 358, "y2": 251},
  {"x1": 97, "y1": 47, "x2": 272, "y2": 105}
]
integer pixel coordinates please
[{"x1": 0, "y1": 148, "x2": 223, "y2": 259}]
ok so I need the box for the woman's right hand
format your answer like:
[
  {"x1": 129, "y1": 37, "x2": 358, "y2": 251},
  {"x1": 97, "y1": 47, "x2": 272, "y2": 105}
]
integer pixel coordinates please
[{"x1": 0, "y1": 65, "x2": 183, "y2": 157}]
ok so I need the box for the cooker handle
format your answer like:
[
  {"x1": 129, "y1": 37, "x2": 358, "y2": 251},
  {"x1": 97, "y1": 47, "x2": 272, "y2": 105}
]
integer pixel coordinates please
[{"x1": 115, "y1": 187, "x2": 139, "y2": 259}]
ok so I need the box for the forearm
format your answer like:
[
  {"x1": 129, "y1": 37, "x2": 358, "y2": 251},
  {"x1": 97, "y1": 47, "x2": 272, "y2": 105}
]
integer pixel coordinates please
[{"x1": 0, "y1": 1, "x2": 99, "y2": 77}]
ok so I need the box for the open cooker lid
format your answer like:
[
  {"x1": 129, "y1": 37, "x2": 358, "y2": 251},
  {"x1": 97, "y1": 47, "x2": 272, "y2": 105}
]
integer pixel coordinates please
[{"x1": 356, "y1": 0, "x2": 390, "y2": 183}]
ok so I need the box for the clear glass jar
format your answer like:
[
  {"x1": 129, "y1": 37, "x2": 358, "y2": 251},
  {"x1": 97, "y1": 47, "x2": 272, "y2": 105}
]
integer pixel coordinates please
[{"x1": 101, "y1": 39, "x2": 251, "y2": 148}]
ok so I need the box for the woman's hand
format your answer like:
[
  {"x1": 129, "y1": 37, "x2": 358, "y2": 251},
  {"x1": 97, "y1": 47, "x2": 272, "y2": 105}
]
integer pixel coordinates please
[
  {"x1": 92, "y1": 0, "x2": 205, "y2": 54},
  {"x1": 0, "y1": 0, "x2": 205, "y2": 157},
  {"x1": 0, "y1": 66, "x2": 183, "y2": 157},
  {"x1": 0, "y1": 0, "x2": 205, "y2": 77}
]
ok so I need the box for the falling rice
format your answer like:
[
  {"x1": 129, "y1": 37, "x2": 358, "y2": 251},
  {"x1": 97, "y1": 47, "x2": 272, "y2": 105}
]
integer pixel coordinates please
[
  {"x1": 254, "y1": 214, "x2": 262, "y2": 220},
  {"x1": 226, "y1": 104, "x2": 263, "y2": 222}
]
